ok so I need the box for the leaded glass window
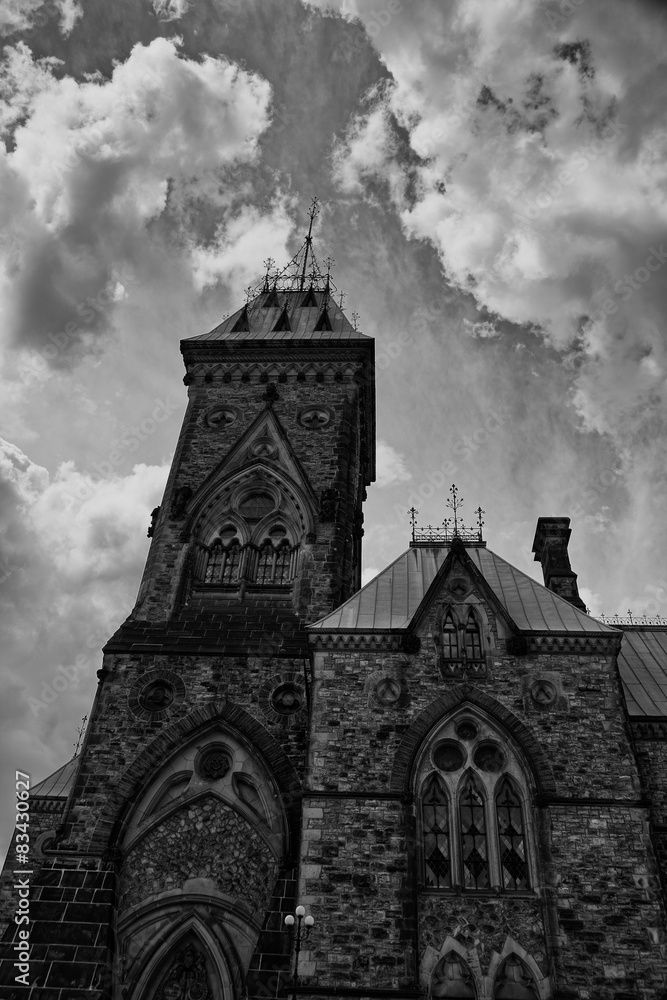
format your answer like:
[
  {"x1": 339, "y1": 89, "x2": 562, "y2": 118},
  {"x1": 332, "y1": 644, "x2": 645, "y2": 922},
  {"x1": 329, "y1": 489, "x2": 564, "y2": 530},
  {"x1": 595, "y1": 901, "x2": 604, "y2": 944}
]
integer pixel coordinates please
[
  {"x1": 443, "y1": 613, "x2": 459, "y2": 659},
  {"x1": 422, "y1": 773, "x2": 451, "y2": 888},
  {"x1": 496, "y1": 779, "x2": 529, "y2": 890},
  {"x1": 464, "y1": 611, "x2": 482, "y2": 659},
  {"x1": 459, "y1": 778, "x2": 489, "y2": 889},
  {"x1": 204, "y1": 537, "x2": 241, "y2": 584},
  {"x1": 255, "y1": 539, "x2": 294, "y2": 584}
]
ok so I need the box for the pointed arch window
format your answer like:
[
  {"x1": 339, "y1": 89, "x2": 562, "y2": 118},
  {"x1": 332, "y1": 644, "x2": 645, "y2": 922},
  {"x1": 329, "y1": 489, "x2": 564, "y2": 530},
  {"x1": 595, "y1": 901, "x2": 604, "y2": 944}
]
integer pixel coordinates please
[
  {"x1": 422, "y1": 773, "x2": 451, "y2": 888},
  {"x1": 195, "y1": 488, "x2": 302, "y2": 590},
  {"x1": 420, "y1": 716, "x2": 533, "y2": 893},
  {"x1": 464, "y1": 610, "x2": 482, "y2": 660},
  {"x1": 204, "y1": 534, "x2": 242, "y2": 584},
  {"x1": 442, "y1": 613, "x2": 459, "y2": 659},
  {"x1": 459, "y1": 777, "x2": 489, "y2": 889},
  {"x1": 496, "y1": 778, "x2": 529, "y2": 890},
  {"x1": 431, "y1": 952, "x2": 476, "y2": 998},
  {"x1": 494, "y1": 954, "x2": 538, "y2": 999}
]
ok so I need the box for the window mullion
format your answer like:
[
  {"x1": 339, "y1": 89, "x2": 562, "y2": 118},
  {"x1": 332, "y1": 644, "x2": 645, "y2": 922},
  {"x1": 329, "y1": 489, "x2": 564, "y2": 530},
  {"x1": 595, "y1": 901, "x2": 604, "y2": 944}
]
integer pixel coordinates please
[{"x1": 486, "y1": 790, "x2": 502, "y2": 890}]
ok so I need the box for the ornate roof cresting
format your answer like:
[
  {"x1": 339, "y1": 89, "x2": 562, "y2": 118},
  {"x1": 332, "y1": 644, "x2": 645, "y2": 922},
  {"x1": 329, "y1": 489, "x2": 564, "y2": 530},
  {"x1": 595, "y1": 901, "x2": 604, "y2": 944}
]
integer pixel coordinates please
[{"x1": 409, "y1": 484, "x2": 485, "y2": 545}]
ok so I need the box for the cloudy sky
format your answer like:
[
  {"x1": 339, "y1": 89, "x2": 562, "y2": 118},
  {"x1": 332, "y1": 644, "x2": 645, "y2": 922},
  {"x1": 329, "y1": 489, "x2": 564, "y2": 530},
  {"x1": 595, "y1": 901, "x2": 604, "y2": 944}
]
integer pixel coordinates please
[{"x1": 1, "y1": 0, "x2": 666, "y2": 859}]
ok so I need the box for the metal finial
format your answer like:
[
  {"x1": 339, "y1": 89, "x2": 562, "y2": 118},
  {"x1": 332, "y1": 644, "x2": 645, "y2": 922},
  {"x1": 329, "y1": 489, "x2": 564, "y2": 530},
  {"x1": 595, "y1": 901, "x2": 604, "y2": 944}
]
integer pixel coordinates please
[
  {"x1": 263, "y1": 256, "x2": 275, "y2": 277},
  {"x1": 475, "y1": 506, "x2": 485, "y2": 540},
  {"x1": 351, "y1": 311, "x2": 359, "y2": 331},
  {"x1": 244, "y1": 285, "x2": 253, "y2": 304},
  {"x1": 446, "y1": 484, "x2": 463, "y2": 535},
  {"x1": 300, "y1": 197, "x2": 320, "y2": 290},
  {"x1": 338, "y1": 290, "x2": 346, "y2": 308},
  {"x1": 73, "y1": 715, "x2": 88, "y2": 757},
  {"x1": 408, "y1": 507, "x2": 419, "y2": 542}
]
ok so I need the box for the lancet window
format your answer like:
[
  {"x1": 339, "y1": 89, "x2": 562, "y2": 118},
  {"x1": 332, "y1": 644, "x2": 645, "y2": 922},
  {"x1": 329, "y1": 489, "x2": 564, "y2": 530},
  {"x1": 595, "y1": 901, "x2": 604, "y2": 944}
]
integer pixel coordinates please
[
  {"x1": 439, "y1": 605, "x2": 486, "y2": 678},
  {"x1": 442, "y1": 613, "x2": 459, "y2": 659},
  {"x1": 419, "y1": 714, "x2": 532, "y2": 893},
  {"x1": 422, "y1": 773, "x2": 451, "y2": 888},
  {"x1": 464, "y1": 610, "x2": 482, "y2": 659},
  {"x1": 193, "y1": 483, "x2": 304, "y2": 590}
]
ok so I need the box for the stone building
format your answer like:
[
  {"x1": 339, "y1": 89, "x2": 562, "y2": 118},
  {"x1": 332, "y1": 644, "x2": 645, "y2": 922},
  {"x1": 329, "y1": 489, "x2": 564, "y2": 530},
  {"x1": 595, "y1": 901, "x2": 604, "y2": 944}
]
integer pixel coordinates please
[{"x1": 2, "y1": 227, "x2": 667, "y2": 1000}]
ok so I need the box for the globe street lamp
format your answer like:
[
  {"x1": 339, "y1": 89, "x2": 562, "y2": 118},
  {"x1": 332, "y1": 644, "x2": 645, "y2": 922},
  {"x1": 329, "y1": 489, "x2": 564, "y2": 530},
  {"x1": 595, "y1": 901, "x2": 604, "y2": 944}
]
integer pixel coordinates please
[{"x1": 284, "y1": 905, "x2": 314, "y2": 999}]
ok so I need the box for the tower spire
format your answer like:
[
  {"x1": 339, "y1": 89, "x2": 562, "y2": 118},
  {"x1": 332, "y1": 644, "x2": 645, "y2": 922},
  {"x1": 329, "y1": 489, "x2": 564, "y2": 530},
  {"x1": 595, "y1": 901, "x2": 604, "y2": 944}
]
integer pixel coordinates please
[{"x1": 300, "y1": 196, "x2": 319, "y2": 291}]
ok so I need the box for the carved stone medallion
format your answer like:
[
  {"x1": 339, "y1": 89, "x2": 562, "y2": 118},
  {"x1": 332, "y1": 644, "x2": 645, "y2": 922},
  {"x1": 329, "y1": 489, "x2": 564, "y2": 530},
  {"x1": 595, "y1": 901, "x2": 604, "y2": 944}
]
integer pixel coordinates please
[
  {"x1": 299, "y1": 406, "x2": 333, "y2": 428},
  {"x1": 196, "y1": 745, "x2": 232, "y2": 781},
  {"x1": 203, "y1": 406, "x2": 238, "y2": 428}
]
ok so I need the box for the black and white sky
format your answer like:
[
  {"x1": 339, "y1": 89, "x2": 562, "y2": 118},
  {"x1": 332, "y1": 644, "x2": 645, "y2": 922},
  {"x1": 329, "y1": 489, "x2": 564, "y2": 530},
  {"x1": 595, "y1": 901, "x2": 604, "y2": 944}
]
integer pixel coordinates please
[{"x1": 1, "y1": 0, "x2": 666, "y2": 859}]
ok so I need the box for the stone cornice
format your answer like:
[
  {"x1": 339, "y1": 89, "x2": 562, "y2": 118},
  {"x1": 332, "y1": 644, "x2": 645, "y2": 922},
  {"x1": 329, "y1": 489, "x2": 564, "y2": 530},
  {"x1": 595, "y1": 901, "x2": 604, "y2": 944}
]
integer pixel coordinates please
[
  {"x1": 630, "y1": 718, "x2": 667, "y2": 740},
  {"x1": 525, "y1": 633, "x2": 621, "y2": 655},
  {"x1": 309, "y1": 631, "x2": 405, "y2": 652},
  {"x1": 309, "y1": 630, "x2": 620, "y2": 656}
]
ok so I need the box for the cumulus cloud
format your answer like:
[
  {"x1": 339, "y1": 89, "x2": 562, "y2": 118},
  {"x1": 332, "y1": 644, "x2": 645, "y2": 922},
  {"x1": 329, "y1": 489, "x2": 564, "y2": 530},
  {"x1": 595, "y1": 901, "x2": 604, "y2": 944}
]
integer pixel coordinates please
[
  {"x1": 0, "y1": 36, "x2": 281, "y2": 368},
  {"x1": 0, "y1": 436, "x2": 169, "y2": 859},
  {"x1": 320, "y1": 0, "x2": 667, "y2": 551},
  {"x1": 375, "y1": 439, "x2": 412, "y2": 487},
  {"x1": 151, "y1": 0, "x2": 190, "y2": 20},
  {"x1": 0, "y1": 0, "x2": 82, "y2": 36}
]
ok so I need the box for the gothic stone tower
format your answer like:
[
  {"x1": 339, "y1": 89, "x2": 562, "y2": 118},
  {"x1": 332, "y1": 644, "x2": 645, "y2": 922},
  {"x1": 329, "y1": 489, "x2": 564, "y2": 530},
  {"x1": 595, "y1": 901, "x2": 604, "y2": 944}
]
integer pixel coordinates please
[
  {"x1": 2, "y1": 231, "x2": 667, "y2": 1000},
  {"x1": 0, "y1": 235, "x2": 375, "y2": 999}
]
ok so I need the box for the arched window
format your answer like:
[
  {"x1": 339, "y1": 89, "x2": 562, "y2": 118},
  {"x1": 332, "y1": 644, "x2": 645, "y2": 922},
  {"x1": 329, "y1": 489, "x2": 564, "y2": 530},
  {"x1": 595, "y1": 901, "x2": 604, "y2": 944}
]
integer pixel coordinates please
[
  {"x1": 422, "y1": 773, "x2": 451, "y2": 888},
  {"x1": 145, "y1": 939, "x2": 218, "y2": 1000},
  {"x1": 459, "y1": 777, "x2": 489, "y2": 889},
  {"x1": 464, "y1": 610, "x2": 482, "y2": 660},
  {"x1": 419, "y1": 713, "x2": 533, "y2": 893},
  {"x1": 494, "y1": 954, "x2": 538, "y2": 998},
  {"x1": 443, "y1": 613, "x2": 459, "y2": 659},
  {"x1": 194, "y1": 481, "x2": 304, "y2": 590},
  {"x1": 496, "y1": 778, "x2": 529, "y2": 890},
  {"x1": 204, "y1": 535, "x2": 241, "y2": 584},
  {"x1": 431, "y1": 952, "x2": 476, "y2": 998},
  {"x1": 254, "y1": 527, "x2": 295, "y2": 585}
]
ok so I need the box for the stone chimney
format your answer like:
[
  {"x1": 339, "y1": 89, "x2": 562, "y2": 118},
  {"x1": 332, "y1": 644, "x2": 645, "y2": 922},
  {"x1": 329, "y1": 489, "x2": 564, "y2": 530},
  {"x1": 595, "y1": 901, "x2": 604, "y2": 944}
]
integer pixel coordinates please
[{"x1": 532, "y1": 517, "x2": 587, "y2": 612}]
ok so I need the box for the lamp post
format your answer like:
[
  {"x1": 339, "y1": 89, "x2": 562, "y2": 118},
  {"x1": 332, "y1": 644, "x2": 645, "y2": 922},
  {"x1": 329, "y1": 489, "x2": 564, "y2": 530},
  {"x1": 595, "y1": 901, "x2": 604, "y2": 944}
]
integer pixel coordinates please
[{"x1": 284, "y1": 905, "x2": 314, "y2": 1000}]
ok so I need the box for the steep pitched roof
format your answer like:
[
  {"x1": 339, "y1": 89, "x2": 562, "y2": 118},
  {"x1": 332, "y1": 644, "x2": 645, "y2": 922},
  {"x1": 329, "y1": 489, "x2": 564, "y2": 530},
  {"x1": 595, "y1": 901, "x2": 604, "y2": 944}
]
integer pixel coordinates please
[
  {"x1": 188, "y1": 290, "x2": 370, "y2": 343},
  {"x1": 617, "y1": 628, "x2": 667, "y2": 716},
  {"x1": 307, "y1": 544, "x2": 618, "y2": 633},
  {"x1": 31, "y1": 756, "x2": 78, "y2": 798}
]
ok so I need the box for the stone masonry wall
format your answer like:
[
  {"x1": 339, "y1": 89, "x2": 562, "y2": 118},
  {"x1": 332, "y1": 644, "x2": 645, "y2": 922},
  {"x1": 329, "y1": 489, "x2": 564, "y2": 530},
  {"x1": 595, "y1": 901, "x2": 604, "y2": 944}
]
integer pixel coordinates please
[
  {"x1": 303, "y1": 597, "x2": 667, "y2": 998},
  {"x1": 120, "y1": 796, "x2": 278, "y2": 917},
  {"x1": 299, "y1": 795, "x2": 414, "y2": 989},
  {"x1": 0, "y1": 856, "x2": 115, "y2": 1000},
  {"x1": 67, "y1": 652, "x2": 308, "y2": 850},
  {"x1": 136, "y1": 356, "x2": 371, "y2": 624},
  {"x1": 633, "y1": 738, "x2": 667, "y2": 899}
]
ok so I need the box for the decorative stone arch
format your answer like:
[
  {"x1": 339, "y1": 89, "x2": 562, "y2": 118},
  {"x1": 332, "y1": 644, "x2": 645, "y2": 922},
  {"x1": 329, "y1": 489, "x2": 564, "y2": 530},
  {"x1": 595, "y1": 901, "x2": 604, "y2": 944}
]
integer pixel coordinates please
[
  {"x1": 420, "y1": 936, "x2": 482, "y2": 997},
  {"x1": 390, "y1": 685, "x2": 556, "y2": 797},
  {"x1": 89, "y1": 701, "x2": 302, "y2": 858},
  {"x1": 188, "y1": 463, "x2": 316, "y2": 544},
  {"x1": 123, "y1": 909, "x2": 243, "y2": 1000},
  {"x1": 486, "y1": 937, "x2": 551, "y2": 999}
]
